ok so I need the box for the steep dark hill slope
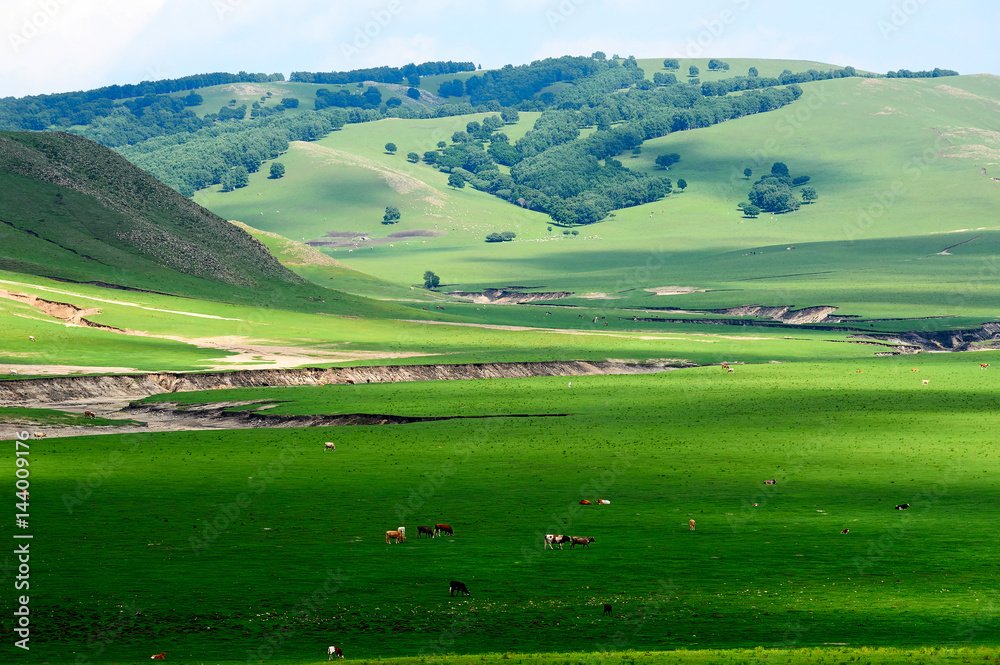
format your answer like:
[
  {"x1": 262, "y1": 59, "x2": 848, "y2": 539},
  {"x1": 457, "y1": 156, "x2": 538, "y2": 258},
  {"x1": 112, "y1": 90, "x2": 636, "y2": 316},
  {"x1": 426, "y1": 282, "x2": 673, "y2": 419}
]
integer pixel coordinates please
[{"x1": 0, "y1": 131, "x2": 406, "y2": 316}]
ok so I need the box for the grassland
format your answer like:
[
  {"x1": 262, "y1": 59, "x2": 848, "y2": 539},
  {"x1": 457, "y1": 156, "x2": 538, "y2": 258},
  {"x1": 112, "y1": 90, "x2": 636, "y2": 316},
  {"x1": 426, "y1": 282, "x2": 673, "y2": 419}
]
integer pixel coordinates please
[
  {"x1": 8, "y1": 353, "x2": 1000, "y2": 663},
  {"x1": 193, "y1": 71, "x2": 1000, "y2": 329}
]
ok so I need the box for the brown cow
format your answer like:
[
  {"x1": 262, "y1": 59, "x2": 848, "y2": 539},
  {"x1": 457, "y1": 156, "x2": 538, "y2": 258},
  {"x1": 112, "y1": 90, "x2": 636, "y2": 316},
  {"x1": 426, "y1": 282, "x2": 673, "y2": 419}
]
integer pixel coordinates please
[
  {"x1": 84, "y1": 411, "x2": 96, "y2": 419},
  {"x1": 385, "y1": 530, "x2": 405, "y2": 544},
  {"x1": 434, "y1": 523, "x2": 454, "y2": 536},
  {"x1": 570, "y1": 536, "x2": 595, "y2": 549},
  {"x1": 579, "y1": 499, "x2": 592, "y2": 505}
]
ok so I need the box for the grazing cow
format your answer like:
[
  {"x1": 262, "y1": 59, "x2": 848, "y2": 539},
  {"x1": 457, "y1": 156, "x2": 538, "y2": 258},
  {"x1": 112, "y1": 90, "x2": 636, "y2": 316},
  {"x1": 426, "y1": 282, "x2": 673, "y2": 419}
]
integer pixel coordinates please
[
  {"x1": 579, "y1": 499, "x2": 592, "y2": 505},
  {"x1": 597, "y1": 499, "x2": 611, "y2": 505},
  {"x1": 10, "y1": 369, "x2": 17, "y2": 376},
  {"x1": 434, "y1": 523, "x2": 454, "y2": 537},
  {"x1": 981, "y1": 363, "x2": 990, "y2": 370},
  {"x1": 449, "y1": 580, "x2": 471, "y2": 596},
  {"x1": 324, "y1": 442, "x2": 336, "y2": 451},
  {"x1": 84, "y1": 411, "x2": 96, "y2": 419},
  {"x1": 727, "y1": 367, "x2": 734, "y2": 374},
  {"x1": 895, "y1": 503, "x2": 910, "y2": 510},
  {"x1": 571, "y1": 536, "x2": 595, "y2": 549},
  {"x1": 345, "y1": 379, "x2": 355, "y2": 385},
  {"x1": 418, "y1": 525, "x2": 434, "y2": 538},
  {"x1": 328, "y1": 646, "x2": 344, "y2": 660},
  {"x1": 689, "y1": 519, "x2": 696, "y2": 531},
  {"x1": 922, "y1": 380, "x2": 929, "y2": 385},
  {"x1": 841, "y1": 528, "x2": 850, "y2": 534},
  {"x1": 385, "y1": 530, "x2": 405, "y2": 544},
  {"x1": 34, "y1": 432, "x2": 45, "y2": 438},
  {"x1": 544, "y1": 534, "x2": 571, "y2": 550},
  {"x1": 603, "y1": 603, "x2": 613, "y2": 616},
  {"x1": 764, "y1": 479, "x2": 777, "y2": 485},
  {"x1": 29, "y1": 335, "x2": 35, "y2": 342},
  {"x1": 151, "y1": 654, "x2": 165, "y2": 660}
]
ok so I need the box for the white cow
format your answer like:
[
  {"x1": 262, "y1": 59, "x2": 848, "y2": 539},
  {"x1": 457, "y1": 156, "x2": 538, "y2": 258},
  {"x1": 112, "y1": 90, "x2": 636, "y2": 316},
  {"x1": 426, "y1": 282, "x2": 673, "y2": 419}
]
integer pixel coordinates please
[
  {"x1": 9, "y1": 369, "x2": 17, "y2": 376},
  {"x1": 328, "y1": 646, "x2": 344, "y2": 659},
  {"x1": 324, "y1": 442, "x2": 336, "y2": 451}
]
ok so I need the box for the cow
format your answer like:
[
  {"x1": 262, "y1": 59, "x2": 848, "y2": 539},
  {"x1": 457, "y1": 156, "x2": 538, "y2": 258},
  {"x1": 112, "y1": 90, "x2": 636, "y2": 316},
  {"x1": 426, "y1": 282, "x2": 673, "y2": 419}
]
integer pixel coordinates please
[
  {"x1": 922, "y1": 380, "x2": 929, "y2": 385},
  {"x1": 895, "y1": 503, "x2": 910, "y2": 510},
  {"x1": 84, "y1": 411, "x2": 96, "y2": 419},
  {"x1": 764, "y1": 479, "x2": 777, "y2": 485},
  {"x1": 34, "y1": 432, "x2": 45, "y2": 438},
  {"x1": 449, "y1": 580, "x2": 471, "y2": 596},
  {"x1": 9, "y1": 369, "x2": 17, "y2": 375},
  {"x1": 544, "y1": 534, "x2": 570, "y2": 550},
  {"x1": 579, "y1": 499, "x2": 592, "y2": 505},
  {"x1": 150, "y1": 654, "x2": 165, "y2": 660},
  {"x1": 981, "y1": 363, "x2": 990, "y2": 370},
  {"x1": 418, "y1": 525, "x2": 434, "y2": 538},
  {"x1": 689, "y1": 519, "x2": 696, "y2": 531},
  {"x1": 727, "y1": 368, "x2": 735, "y2": 374},
  {"x1": 841, "y1": 528, "x2": 850, "y2": 534},
  {"x1": 434, "y1": 523, "x2": 454, "y2": 537},
  {"x1": 324, "y1": 442, "x2": 336, "y2": 451},
  {"x1": 385, "y1": 530, "x2": 405, "y2": 544},
  {"x1": 328, "y1": 646, "x2": 344, "y2": 660},
  {"x1": 571, "y1": 536, "x2": 595, "y2": 549},
  {"x1": 597, "y1": 499, "x2": 611, "y2": 505},
  {"x1": 603, "y1": 603, "x2": 613, "y2": 616},
  {"x1": 28, "y1": 336, "x2": 35, "y2": 342},
  {"x1": 911, "y1": 368, "x2": 919, "y2": 372}
]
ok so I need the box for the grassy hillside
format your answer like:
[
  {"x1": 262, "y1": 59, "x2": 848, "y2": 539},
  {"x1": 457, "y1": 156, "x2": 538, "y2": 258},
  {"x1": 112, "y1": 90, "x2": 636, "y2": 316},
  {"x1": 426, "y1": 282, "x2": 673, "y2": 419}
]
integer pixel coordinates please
[
  {"x1": 11, "y1": 353, "x2": 1000, "y2": 661},
  {"x1": 0, "y1": 131, "x2": 411, "y2": 318},
  {"x1": 194, "y1": 71, "x2": 1000, "y2": 326}
]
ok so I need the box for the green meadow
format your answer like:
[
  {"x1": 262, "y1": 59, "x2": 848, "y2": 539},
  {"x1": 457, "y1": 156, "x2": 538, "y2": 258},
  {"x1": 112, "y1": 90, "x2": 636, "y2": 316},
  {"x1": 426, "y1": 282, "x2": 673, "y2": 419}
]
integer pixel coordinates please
[{"x1": 8, "y1": 354, "x2": 1000, "y2": 663}]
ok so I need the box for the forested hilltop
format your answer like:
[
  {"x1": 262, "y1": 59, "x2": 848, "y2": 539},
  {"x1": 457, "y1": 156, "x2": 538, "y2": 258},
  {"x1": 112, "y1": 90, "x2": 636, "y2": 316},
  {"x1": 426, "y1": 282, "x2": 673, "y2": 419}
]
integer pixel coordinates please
[{"x1": 0, "y1": 55, "x2": 958, "y2": 225}]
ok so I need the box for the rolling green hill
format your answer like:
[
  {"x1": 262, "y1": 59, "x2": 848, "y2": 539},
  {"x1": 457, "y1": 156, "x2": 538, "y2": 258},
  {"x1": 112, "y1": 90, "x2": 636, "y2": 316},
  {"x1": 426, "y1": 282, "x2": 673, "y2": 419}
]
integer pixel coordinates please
[
  {"x1": 194, "y1": 70, "x2": 1000, "y2": 328},
  {"x1": 0, "y1": 130, "x2": 408, "y2": 317}
]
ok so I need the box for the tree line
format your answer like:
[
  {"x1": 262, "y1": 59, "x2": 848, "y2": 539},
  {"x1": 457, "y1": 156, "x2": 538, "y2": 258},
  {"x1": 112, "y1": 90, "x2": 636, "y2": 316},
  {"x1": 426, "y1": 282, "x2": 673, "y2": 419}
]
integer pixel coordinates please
[{"x1": 290, "y1": 61, "x2": 475, "y2": 85}]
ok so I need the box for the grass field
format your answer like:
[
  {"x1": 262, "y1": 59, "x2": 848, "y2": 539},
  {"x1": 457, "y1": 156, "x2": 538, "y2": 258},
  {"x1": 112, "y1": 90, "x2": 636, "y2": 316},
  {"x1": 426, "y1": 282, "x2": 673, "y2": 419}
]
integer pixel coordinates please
[
  {"x1": 193, "y1": 71, "x2": 1000, "y2": 329},
  {"x1": 6, "y1": 353, "x2": 1000, "y2": 663}
]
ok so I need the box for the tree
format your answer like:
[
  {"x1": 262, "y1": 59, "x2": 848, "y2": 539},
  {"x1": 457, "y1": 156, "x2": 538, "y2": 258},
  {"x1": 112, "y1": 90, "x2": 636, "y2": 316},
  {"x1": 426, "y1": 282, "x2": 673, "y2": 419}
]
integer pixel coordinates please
[
  {"x1": 437, "y1": 141, "x2": 447, "y2": 149},
  {"x1": 407, "y1": 87, "x2": 421, "y2": 100},
  {"x1": 407, "y1": 152, "x2": 420, "y2": 163},
  {"x1": 748, "y1": 66, "x2": 759, "y2": 77},
  {"x1": 279, "y1": 97, "x2": 299, "y2": 108},
  {"x1": 653, "y1": 72, "x2": 678, "y2": 86},
  {"x1": 663, "y1": 59, "x2": 680, "y2": 70},
  {"x1": 801, "y1": 187, "x2": 818, "y2": 203},
  {"x1": 407, "y1": 74, "x2": 420, "y2": 87},
  {"x1": 448, "y1": 172, "x2": 466, "y2": 189},
  {"x1": 268, "y1": 162, "x2": 285, "y2": 179},
  {"x1": 749, "y1": 178, "x2": 795, "y2": 212},
  {"x1": 792, "y1": 175, "x2": 811, "y2": 186},
  {"x1": 592, "y1": 51, "x2": 606, "y2": 60},
  {"x1": 743, "y1": 167, "x2": 752, "y2": 179},
  {"x1": 689, "y1": 65, "x2": 700, "y2": 77},
  {"x1": 384, "y1": 142, "x2": 397, "y2": 154},
  {"x1": 423, "y1": 271, "x2": 440, "y2": 289},
  {"x1": 677, "y1": 178, "x2": 687, "y2": 192},
  {"x1": 500, "y1": 107, "x2": 520, "y2": 124},
  {"x1": 383, "y1": 205, "x2": 401, "y2": 224},
  {"x1": 655, "y1": 153, "x2": 681, "y2": 169},
  {"x1": 743, "y1": 203, "x2": 761, "y2": 218},
  {"x1": 771, "y1": 162, "x2": 789, "y2": 177}
]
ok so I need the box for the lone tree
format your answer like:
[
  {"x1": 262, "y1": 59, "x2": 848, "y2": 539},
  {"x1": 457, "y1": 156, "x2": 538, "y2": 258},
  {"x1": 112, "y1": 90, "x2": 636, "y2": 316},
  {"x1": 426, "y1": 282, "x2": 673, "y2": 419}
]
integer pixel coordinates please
[
  {"x1": 384, "y1": 142, "x2": 397, "y2": 154},
  {"x1": 448, "y1": 172, "x2": 466, "y2": 189},
  {"x1": 801, "y1": 187, "x2": 819, "y2": 203},
  {"x1": 269, "y1": 162, "x2": 285, "y2": 179},
  {"x1": 743, "y1": 203, "x2": 761, "y2": 218},
  {"x1": 383, "y1": 205, "x2": 401, "y2": 224},
  {"x1": 677, "y1": 178, "x2": 688, "y2": 192},
  {"x1": 423, "y1": 271, "x2": 440, "y2": 289},
  {"x1": 407, "y1": 152, "x2": 420, "y2": 163},
  {"x1": 743, "y1": 167, "x2": 752, "y2": 179},
  {"x1": 689, "y1": 65, "x2": 700, "y2": 77}
]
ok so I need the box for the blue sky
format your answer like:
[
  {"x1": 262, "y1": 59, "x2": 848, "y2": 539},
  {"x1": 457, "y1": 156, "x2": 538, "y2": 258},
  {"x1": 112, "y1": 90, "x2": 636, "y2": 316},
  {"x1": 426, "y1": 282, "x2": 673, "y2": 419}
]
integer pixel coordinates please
[{"x1": 2, "y1": 0, "x2": 998, "y2": 98}]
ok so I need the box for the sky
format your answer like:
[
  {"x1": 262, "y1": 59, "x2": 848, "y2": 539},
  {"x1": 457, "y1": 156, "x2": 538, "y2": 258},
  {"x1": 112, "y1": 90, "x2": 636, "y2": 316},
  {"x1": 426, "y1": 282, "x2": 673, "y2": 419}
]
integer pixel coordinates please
[{"x1": 2, "y1": 0, "x2": 998, "y2": 98}]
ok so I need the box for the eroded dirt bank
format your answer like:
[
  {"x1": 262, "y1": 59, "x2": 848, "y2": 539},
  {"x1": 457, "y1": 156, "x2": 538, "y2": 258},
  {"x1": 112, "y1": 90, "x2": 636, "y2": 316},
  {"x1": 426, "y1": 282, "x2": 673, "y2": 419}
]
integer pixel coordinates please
[{"x1": 0, "y1": 360, "x2": 692, "y2": 407}]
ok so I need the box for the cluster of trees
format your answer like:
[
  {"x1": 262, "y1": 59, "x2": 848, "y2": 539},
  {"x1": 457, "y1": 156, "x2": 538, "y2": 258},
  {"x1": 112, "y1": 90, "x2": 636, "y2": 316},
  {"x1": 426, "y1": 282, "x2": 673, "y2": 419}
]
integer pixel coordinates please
[
  {"x1": 314, "y1": 86, "x2": 384, "y2": 110},
  {"x1": 485, "y1": 231, "x2": 516, "y2": 242},
  {"x1": 741, "y1": 162, "x2": 818, "y2": 215},
  {"x1": 708, "y1": 59, "x2": 731, "y2": 71},
  {"x1": 655, "y1": 153, "x2": 680, "y2": 169},
  {"x1": 886, "y1": 68, "x2": 959, "y2": 78},
  {"x1": 457, "y1": 55, "x2": 610, "y2": 107},
  {"x1": 0, "y1": 72, "x2": 282, "y2": 131},
  {"x1": 663, "y1": 59, "x2": 680, "y2": 70},
  {"x1": 289, "y1": 61, "x2": 475, "y2": 85},
  {"x1": 437, "y1": 79, "x2": 466, "y2": 97}
]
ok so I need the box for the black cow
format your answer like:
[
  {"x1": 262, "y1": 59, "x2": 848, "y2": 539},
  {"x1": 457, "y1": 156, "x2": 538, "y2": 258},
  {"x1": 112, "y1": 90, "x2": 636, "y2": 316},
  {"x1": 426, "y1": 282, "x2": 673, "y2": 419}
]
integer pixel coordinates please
[
  {"x1": 764, "y1": 479, "x2": 777, "y2": 485},
  {"x1": 449, "y1": 580, "x2": 470, "y2": 597},
  {"x1": 418, "y1": 525, "x2": 434, "y2": 538},
  {"x1": 895, "y1": 503, "x2": 910, "y2": 510},
  {"x1": 603, "y1": 603, "x2": 613, "y2": 616}
]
